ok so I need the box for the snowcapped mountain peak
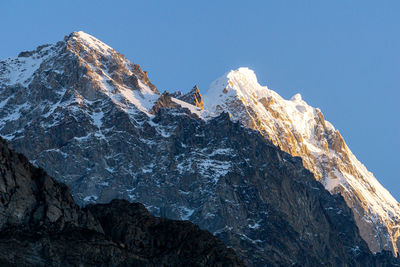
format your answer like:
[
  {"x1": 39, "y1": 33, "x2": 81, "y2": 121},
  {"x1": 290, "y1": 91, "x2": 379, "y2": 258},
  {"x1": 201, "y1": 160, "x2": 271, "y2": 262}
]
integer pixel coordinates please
[
  {"x1": 206, "y1": 67, "x2": 271, "y2": 114},
  {"x1": 2, "y1": 33, "x2": 400, "y2": 264},
  {"x1": 0, "y1": 32, "x2": 166, "y2": 147},
  {"x1": 0, "y1": 31, "x2": 161, "y2": 119},
  {"x1": 226, "y1": 67, "x2": 259, "y2": 84},
  {"x1": 205, "y1": 67, "x2": 319, "y2": 138},
  {"x1": 206, "y1": 67, "x2": 267, "y2": 103},
  {"x1": 205, "y1": 67, "x2": 400, "y2": 255},
  {"x1": 66, "y1": 31, "x2": 115, "y2": 56},
  {"x1": 61, "y1": 31, "x2": 160, "y2": 115}
]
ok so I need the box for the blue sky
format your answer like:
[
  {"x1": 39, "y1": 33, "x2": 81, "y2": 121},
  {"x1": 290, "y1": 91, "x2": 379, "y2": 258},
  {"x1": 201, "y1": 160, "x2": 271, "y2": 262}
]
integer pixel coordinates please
[{"x1": 1, "y1": 1, "x2": 399, "y2": 199}]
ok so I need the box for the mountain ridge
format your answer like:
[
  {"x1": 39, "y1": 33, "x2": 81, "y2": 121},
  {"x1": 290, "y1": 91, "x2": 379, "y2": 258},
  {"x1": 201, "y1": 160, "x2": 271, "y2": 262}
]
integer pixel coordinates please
[
  {"x1": 204, "y1": 67, "x2": 400, "y2": 255},
  {"x1": 0, "y1": 31, "x2": 399, "y2": 265}
]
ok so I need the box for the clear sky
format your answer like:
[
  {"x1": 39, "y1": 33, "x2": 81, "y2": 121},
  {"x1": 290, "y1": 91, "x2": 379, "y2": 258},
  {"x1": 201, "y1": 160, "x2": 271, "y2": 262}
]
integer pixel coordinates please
[{"x1": 1, "y1": 1, "x2": 399, "y2": 199}]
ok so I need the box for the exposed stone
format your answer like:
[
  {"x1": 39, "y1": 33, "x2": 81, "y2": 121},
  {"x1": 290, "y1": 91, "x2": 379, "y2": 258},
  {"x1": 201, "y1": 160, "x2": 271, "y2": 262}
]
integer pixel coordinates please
[
  {"x1": 178, "y1": 85, "x2": 204, "y2": 109},
  {"x1": 1, "y1": 32, "x2": 400, "y2": 266},
  {"x1": 150, "y1": 92, "x2": 181, "y2": 114},
  {"x1": 204, "y1": 67, "x2": 400, "y2": 256},
  {"x1": 0, "y1": 137, "x2": 243, "y2": 266}
]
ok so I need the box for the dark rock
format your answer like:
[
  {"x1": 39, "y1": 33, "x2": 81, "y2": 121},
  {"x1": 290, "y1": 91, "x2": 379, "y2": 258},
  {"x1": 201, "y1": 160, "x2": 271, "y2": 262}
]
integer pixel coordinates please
[
  {"x1": 1, "y1": 32, "x2": 400, "y2": 266},
  {"x1": 17, "y1": 51, "x2": 35, "y2": 57},
  {"x1": 178, "y1": 85, "x2": 204, "y2": 109},
  {"x1": 150, "y1": 91, "x2": 180, "y2": 114},
  {"x1": 0, "y1": 138, "x2": 243, "y2": 266}
]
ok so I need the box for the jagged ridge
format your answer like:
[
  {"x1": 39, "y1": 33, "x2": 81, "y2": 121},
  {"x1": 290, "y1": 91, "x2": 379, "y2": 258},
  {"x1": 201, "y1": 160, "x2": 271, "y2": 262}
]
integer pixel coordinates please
[
  {"x1": 0, "y1": 32, "x2": 399, "y2": 266},
  {"x1": 204, "y1": 67, "x2": 400, "y2": 255}
]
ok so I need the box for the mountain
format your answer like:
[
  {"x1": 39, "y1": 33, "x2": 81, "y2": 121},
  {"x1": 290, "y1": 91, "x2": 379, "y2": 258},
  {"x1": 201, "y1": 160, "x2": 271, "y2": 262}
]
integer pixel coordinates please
[
  {"x1": 0, "y1": 137, "x2": 243, "y2": 266},
  {"x1": 204, "y1": 67, "x2": 400, "y2": 255},
  {"x1": 0, "y1": 31, "x2": 399, "y2": 266}
]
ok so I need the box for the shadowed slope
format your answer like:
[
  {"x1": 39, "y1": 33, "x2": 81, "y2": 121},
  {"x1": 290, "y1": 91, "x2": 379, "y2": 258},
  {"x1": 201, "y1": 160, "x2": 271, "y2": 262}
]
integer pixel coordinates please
[{"x1": 0, "y1": 137, "x2": 243, "y2": 266}]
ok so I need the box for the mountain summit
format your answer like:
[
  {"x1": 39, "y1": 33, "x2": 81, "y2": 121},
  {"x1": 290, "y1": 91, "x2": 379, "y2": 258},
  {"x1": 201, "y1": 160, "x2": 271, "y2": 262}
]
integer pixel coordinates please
[
  {"x1": 0, "y1": 32, "x2": 399, "y2": 265},
  {"x1": 205, "y1": 67, "x2": 400, "y2": 255}
]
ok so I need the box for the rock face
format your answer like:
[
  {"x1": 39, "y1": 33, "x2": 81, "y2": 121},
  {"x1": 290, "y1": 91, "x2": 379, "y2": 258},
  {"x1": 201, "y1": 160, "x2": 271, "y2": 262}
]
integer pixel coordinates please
[
  {"x1": 178, "y1": 85, "x2": 204, "y2": 109},
  {"x1": 0, "y1": 137, "x2": 243, "y2": 266},
  {"x1": 204, "y1": 67, "x2": 400, "y2": 255},
  {"x1": 150, "y1": 92, "x2": 182, "y2": 115},
  {"x1": 0, "y1": 32, "x2": 400, "y2": 266}
]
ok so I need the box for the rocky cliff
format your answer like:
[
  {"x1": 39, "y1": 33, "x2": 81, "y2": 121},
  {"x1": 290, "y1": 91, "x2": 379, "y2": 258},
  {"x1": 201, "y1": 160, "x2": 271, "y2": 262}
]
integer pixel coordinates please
[
  {"x1": 204, "y1": 67, "x2": 400, "y2": 255},
  {"x1": 0, "y1": 137, "x2": 243, "y2": 266},
  {"x1": 0, "y1": 31, "x2": 399, "y2": 266}
]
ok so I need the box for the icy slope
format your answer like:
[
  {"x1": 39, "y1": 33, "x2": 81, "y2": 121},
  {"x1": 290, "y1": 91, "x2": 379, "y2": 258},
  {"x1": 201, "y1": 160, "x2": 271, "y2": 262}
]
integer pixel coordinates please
[{"x1": 204, "y1": 67, "x2": 400, "y2": 255}]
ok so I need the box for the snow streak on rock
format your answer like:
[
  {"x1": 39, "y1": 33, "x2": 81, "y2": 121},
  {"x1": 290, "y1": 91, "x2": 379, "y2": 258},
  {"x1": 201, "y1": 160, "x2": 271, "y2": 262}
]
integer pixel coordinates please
[
  {"x1": 204, "y1": 67, "x2": 400, "y2": 255},
  {"x1": 1, "y1": 32, "x2": 400, "y2": 265}
]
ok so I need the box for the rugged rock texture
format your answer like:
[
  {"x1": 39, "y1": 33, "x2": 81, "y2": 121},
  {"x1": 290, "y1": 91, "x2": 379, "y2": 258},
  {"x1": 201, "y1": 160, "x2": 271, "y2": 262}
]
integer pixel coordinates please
[
  {"x1": 178, "y1": 85, "x2": 204, "y2": 109},
  {"x1": 0, "y1": 137, "x2": 243, "y2": 266},
  {"x1": 1, "y1": 32, "x2": 400, "y2": 266},
  {"x1": 88, "y1": 200, "x2": 243, "y2": 266},
  {"x1": 204, "y1": 67, "x2": 400, "y2": 256},
  {"x1": 150, "y1": 92, "x2": 181, "y2": 115}
]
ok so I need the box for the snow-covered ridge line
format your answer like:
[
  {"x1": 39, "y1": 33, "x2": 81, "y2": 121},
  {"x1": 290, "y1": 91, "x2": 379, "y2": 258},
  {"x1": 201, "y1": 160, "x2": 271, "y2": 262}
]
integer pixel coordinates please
[
  {"x1": 72, "y1": 31, "x2": 115, "y2": 55},
  {"x1": 0, "y1": 31, "x2": 164, "y2": 119},
  {"x1": 0, "y1": 31, "x2": 209, "y2": 121},
  {"x1": 1, "y1": 31, "x2": 399, "y2": 265},
  {"x1": 203, "y1": 67, "x2": 400, "y2": 255}
]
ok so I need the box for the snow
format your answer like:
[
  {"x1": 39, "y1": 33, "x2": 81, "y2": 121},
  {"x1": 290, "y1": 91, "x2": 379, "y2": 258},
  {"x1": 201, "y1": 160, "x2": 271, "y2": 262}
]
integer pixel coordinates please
[
  {"x1": 204, "y1": 67, "x2": 400, "y2": 251},
  {"x1": 72, "y1": 31, "x2": 114, "y2": 56},
  {"x1": 324, "y1": 168, "x2": 344, "y2": 191},
  {"x1": 171, "y1": 97, "x2": 205, "y2": 118},
  {"x1": 178, "y1": 190, "x2": 190, "y2": 195},
  {"x1": 291, "y1": 93, "x2": 302, "y2": 101},
  {"x1": 142, "y1": 163, "x2": 154, "y2": 173},
  {"x1": 83, "y1": 195, "x2": 98, "y2": 202},
  {"x1": 0, "y1": 45, "x2": 55, "y2": 86},
  {"x1": 204, "y1": 67, "x2": 333, "y2": 139},
  {"x1": 3, "y1": 29, "x2": 399, "y2": 254},
  {"x1": 43, "y1": 148, "x2": 68, "y2": 158},
  {"x1": 0, "y1": 102, "x2": 30, "y2": 127},
  {"x1": 248, "y1": 222, "x2": 261, "y2": 229},
  {"x1": 91, "y1": 110, "x2": 104, "y2": 129},
  {"x1": 71, "y1": 32, "x2": 161, "y2": 117},
  {"x1": 105, "y1": 167, "x2": 115, "y2": 173},
  {"x1": 73, "y1": 133, "x2": 92, "y2": 141},
  {"x1": 0, "y1": 30, "x2": 163, "y2": 154},
  {"x1": 0, "y1": 96, "x2": 11, "y2": 108},
  {"x1": 208, "y1": 148, "x2": 234, "y2": 157},
  {"x1": 1, "y1": 133, "x2": 15, "y2": 141},
  {"x1": 180, "y1": 206, "x2": 195, "y2": 220},
  {"x1": 176, "y1": 149, "x2": 232, "y2": 183},
  {"x1": 239, "y1": 233, "x2": 264, "y2": 244},
  {"x1": 84, "y1": 60, "x2": 159, "y2": 117},
  {"x1": 42, "y1": 88, "x2": 68, "y2": 118}
]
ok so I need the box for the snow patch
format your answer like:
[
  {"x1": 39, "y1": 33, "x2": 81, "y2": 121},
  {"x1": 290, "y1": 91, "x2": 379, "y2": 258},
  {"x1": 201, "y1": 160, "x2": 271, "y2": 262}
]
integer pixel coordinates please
[
  {"x1": 171, "y1": 97, "x2": 205, "y2": 118},
  {"x1": 91, "y1": 110, "x2": 104, "y2": 129},
  {"x1": 83, "y1": 195, "x2": 98, "y2": 202},
  {"x1": 180, "y1": 206, "x2": 195, "y2": 220}
]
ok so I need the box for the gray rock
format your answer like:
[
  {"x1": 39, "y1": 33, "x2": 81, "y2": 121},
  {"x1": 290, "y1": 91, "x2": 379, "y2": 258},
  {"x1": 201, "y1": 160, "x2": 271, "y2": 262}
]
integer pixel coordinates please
[
  {"x1": 0, "y1": 31, "x2": 399, "y2": 266},
  {"x1": 0, "y1": 137, "x2": 244, "y2": 266}
]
